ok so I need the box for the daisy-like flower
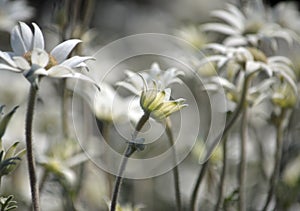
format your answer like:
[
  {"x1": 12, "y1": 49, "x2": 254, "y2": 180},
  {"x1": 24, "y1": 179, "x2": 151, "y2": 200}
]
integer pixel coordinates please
[
  {"x1": 202, "y1": 3, "x2": 296, "y2": 47},
  {"x1": 200, "y1": 44, "x2": 298, "y2": 108},
  {"x1": 117, "y1": 63, "x2": 187, "y2": 121},
  {"x1": 78, "y1": 82, "x2": 142, "y2": 123},
  {"x1": 116, "y1": 62, "x2": 184, "y2": 95},
  {"x1": 140, "y1": 80, "x2": 187, "y2": 120},
  {"x1": 0, "y1": 22, "x2": 97, "y2": 87},
  {"x1": 200, "y1": 44, "x2": 297, "y2": 91},
  {"x1": 0, "y1": 0, "x2": 34, "y2": 32}
]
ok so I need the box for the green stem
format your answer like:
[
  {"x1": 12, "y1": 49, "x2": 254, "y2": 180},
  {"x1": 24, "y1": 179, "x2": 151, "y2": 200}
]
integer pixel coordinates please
[
  {"x1": 262, "y1": 109, "x2": 287, "y2": 211},
  {"x1": 190, "y1": 75, "x2": 251, "y2": 211},
  {"x1": 110, "y1": 113, "x2": 149, "y2": 211},
  {"x1": 214, "y1": 136, "x2": 228, "y2": 211},
  {"x1": 165, "y1": 118, "x2": 182, "y2": 211},
  {"x1": 238, "y1": 105, "x2": 248, "y2": 211},
  {"x1": 25, "y1": 85, "x2": 40, "y2": 211}
]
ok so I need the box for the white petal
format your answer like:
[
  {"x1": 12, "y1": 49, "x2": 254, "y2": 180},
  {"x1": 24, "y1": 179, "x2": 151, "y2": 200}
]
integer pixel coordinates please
[
  {"x1": 0, "y1": 51, "x2": 17, "y2": 67},
  {"x1": 33, "y1": 68, "x2": 48, "y2": 76},
  {"x1": 32, "y1": 23, "x2": 44, "y2": 49},
  {"x1": 0, "y1": 63, "x2": 21, "y2": 72},
  {"x1": 50, "y1": 39, "x2": 82, "y2": 63},
  {"x1": 10, "y1": 24, "x2": 26, "y2": 55},
  {"x1": 52, "y1": 71, "x2": 100, "y2": 89},
  {"x1": 116, "y1": 81, "x2": 140, "y2": 95},
  {"x1": 18, "y1": 22, "x2": 33, "y2": 51},
  {"x1": 61, "y1": 56, "x2": 94, "y2": 67},
  {"x1": 31, "y1": 49, "x2": 49, "y2": 67},
  {"x1": 226, "y1": 4, "x2": 245, "y2": 23},
  {"x1": 211, "y1": 10, "x2": 243, "y2": 31},
  {"x1": 245, "y1": 61, "x2": 261, "y2": 76},
  {"x1": 202, "y1": 23, "x2": 240, "y2": 35},
  {"x1": 204, "y1": 43, "x2": 227, "y2": 53},
  {"x1": 13, "y1": 56, "x2": 30, "y2": 70},
  {"x1": 46, "y1": 65, "x2": 74, "y2": 77}
]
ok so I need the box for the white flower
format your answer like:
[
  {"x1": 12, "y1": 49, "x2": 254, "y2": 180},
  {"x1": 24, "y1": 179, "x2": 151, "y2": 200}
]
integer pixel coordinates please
[
  {"x1": 202, "y1": 3, "x2": 296, "y2": 47},
  {"x1": 0, "y1": 0, "x2": 34, "y2": 31},
  {"x1": 140, "y1": 81, "x2": 187, "y2": 120},
  {"x1": 116, "y1": 62, "x2": 184, "y2": 95},
  {"x1": 0, "y1": 22, "x2": 97, "y2": 87},
  {"x1": 78, "y1": 82, "x2": 142, "y2": 123},
  {"x1": 117, "y1": 63, "x2": 187, "y2": 120}
]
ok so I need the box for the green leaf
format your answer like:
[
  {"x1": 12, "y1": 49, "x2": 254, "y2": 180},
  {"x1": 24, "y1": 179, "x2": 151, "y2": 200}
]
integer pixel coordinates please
[{"x1": 0, "y1": 106, "x2": 19, "y2": 139}]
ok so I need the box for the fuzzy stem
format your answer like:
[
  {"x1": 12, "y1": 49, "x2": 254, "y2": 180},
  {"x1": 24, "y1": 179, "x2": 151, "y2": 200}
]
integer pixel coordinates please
[
  {"x1": 190, "y1": 75, "x2": 251, "y2": 211},
  {"x1": 262, "y1": 109, "x2": 287, "y2": 211},
  {"x1": 214, "y1": 136, "x2": 228, "y2": 211},
  {"x1": 110, "y1": 113, "x2": 149, "y2": 211},
  {"x1": 238, "y1": 106, "x2": 248, "y2": 211},
  {"x1": 25, "y1": 85, "x2": 40, "y2": 211},
  {"x1": 165, "y1": 118, "x2": 182, "y2": 211},
  {"x1": 61, "y1": 79, "x2": 70, "y2": 139},
  {"x1": 103, "y1": 122, "x2": 113, "y2": 197}
]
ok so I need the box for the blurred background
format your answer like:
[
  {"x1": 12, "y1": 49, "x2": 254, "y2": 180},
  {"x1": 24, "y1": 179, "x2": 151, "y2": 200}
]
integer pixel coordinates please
[{"x1": 0, "y1": 0, "x2": 300, "y2": 211}]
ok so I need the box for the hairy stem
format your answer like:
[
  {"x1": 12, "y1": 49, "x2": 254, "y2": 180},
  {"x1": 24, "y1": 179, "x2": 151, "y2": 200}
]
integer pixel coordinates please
[
  {"x1": 238, "y1": 106, "x2": 248, "y2": 211},
  {"x1": 214, "y1": 136, "x2": 228, "y2": 211},
  {"x1": 25, "y1": 85, "x2": 40, "y2": 211},
  {"x1": 190, "y1": 76, "x2": 251, "y2": 211},
  {"x1": 262, "y1": 109, "x2": 287, "y2": 211},
  {"x1": 165, "y1": 118, "x2": 182, "y2": 211},
  {"x1": 103, "y1": 122, "x2": 113, "y2": 197},
  {"x1": 110, "y1": 113, "x2": 149, "y2": 211},
  {"x1": 61, "y1": 79, "x2": 70, "y2": 139}
]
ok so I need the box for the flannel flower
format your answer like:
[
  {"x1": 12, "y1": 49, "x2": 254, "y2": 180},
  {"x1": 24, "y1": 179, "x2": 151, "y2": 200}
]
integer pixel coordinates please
[
  {"x1": 202, "y1": 3, "x2": 297, "y2": 47},
  {"x1": 117, "y1": 63, "x2": 187, "y2": 121},
  {"x1": 0, "y1": 22, "x2": 97, "y2": 87},
  {"x1": 78, "y1": 82, "x2": 142, "y2": 123},
  {"x1": 200, "y1": 44, "x2": 298, "y2": 110}
]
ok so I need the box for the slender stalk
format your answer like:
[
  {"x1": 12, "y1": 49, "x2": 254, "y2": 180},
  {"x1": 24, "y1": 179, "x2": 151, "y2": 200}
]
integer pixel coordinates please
[
  {"x1": 110, "y1": 113, "x2": 149, "y2": 211},
  {"x1": 238, "y1": 106, "x2": 248, "y2": 211},
  {"x1": 165, "y1": 118, "x2": 182, "y2": 211},
  {"x1": 190, "y1": 75, "x2": 251, "y2": 211},
  {"x1": 61, "y1": 79, "x2": 70, "y2": 139},
  {"x1": 214, "y1": 136, "x2": 228, "y2": 211},
  {"x1": 190, "y1": 161, "x2": 209, "y2": 211},
  {"x1": 262, "y1": 109, "x2": 287, "y2": 211},
  {"x1": 25, "y1": 85, "x2": 40, "y2": 211},
  {"x1": 102, "y1": 122, "x2": 113, "y2": 197},
  {"x1": 39, "y1": 170, "x2": 49, "y2": 193}
]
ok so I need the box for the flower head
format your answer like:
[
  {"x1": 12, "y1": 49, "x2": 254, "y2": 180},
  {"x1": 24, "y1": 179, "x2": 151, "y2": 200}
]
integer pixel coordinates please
[
  {"x1": 202, "y1": 3, "x2": 297, "y2": 47},
  {"x1": 140, "y1": 81, "x2": 187, "y2": 120},
  {"x1": 117, "y1": 62, "x2": 184, "y2": 95},
  {"x1": 0, "y1": 22, "x2": 97, "y2": 87},
  {"x1": 117, "y1": 63, "x2": 187, "y2": 121}
]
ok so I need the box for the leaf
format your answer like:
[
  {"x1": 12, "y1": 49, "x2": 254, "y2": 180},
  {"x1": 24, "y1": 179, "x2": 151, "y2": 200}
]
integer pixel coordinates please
[{"x1": 0, "y1": 106, "x2": 19, "y2": 139}]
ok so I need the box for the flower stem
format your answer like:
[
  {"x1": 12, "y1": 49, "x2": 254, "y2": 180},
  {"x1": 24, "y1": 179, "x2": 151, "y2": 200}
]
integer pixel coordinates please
[
  {"x1": 25, "y1": 85, "x2": 40, "y2": 211},
  {"x1": 103, "y1": 122, "x2": 113, "y2": 197},
  {"x1": 238, "y1": 105, "x2": 248, "y2": 211},
  {"x1": 190, "y1": 75, "x2": 251, "y2": 211},
  {"x1": 214, "y1": 136, "x2": 228, "y2": 211},
  {"x1": 61, "y1": 79, "x2": 70, "y2": 139},
  {"x1": 262, "y1": 109, "x2": 287, "y2": 211},
  {"x1": 110, "y1": 113, "x2": 149, "y2": 211},
  {"x1": 165, "y1": 118, "x2": 182, "y2": 211}
]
